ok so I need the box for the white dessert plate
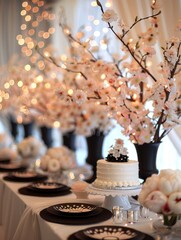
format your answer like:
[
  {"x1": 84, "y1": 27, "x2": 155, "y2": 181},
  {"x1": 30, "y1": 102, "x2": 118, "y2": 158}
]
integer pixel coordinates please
[
  {"x1": 11, "y1": 171, "x2": 37, "y2": 178},
  {"x1": 0, "y1": 163, "x2": 22, "y2": 170},
  {"x1": 30, "y1": 182, "x2": 68, "y2": 192},
  {"x1": 82, "y1": 225, "x2": 145, "y2": 240},
  {"x1": 114, "y1": 185, "x2": 142, "y2": 190},
  {"x1": 53, "y1": 203, "x2": 97, "y2": 216}
]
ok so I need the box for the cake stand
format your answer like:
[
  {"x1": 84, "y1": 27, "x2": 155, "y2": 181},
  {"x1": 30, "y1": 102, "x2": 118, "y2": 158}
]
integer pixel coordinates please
[{"x1": 87, "y1": 184, "x2": 142, "y2": 211}]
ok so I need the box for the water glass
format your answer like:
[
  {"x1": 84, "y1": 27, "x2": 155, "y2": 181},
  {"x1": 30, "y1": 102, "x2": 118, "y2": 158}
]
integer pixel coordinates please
[{"x1": 112, "y1": 206, "x2": 124, "y2": 224}]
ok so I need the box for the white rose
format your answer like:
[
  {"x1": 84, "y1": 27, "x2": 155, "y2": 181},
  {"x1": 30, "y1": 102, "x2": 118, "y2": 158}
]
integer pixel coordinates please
[
  {"x1": 167, "y1": 192, "x2": 181, "y2": 214},
  {"x1": 40, "y1": 155, "x2": 49, "y2": 171},
  {"x1": 138, "y1": 174, "x2": 160, "y2": 205},
  {"x1": 143, "y1": 190, "x2": 167, "y2": 213},
  {"x1": 102, "y1": 9, "x2": 118, "y2": 23},
  {"x1": 159, "y1": 177, "x2": 179, "y2": 196},
  {"x1": 47, "y1": 158, "x2": 61, "y2": 173}
]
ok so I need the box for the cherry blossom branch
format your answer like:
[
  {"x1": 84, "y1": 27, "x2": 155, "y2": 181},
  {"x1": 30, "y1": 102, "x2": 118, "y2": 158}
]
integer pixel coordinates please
[
  {"x1": 96, "y1": 0, "x2": 161, "y2": 82},
  {"x1": 35, "y1": 46, "x2": 88, "y2": 80}
]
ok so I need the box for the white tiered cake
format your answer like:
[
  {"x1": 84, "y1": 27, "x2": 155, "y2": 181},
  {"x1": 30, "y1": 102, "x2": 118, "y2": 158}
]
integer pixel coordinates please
[{"x1": 92, "y1": 159, "x2": 140, "y2": 189}]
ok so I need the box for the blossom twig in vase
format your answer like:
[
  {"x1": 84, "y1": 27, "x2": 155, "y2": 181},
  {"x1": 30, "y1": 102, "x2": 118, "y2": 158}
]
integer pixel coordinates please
[{"x1": 96, "y1": 0, "x2": 181, "y2": 144}]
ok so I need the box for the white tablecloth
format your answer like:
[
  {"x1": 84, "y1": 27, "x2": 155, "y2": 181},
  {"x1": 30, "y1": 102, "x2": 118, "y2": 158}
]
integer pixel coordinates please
[{"x1": 0, "y1": 172, "x2": 180, "y2": 240}]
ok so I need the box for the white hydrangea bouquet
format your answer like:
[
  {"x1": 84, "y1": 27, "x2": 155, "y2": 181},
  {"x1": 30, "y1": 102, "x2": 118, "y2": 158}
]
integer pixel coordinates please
[
  {"x1": 39, "y1": 146, "x2": 76, "y2": 173},
  {"x1": 138, "y1": 169, "x2": 181, "y2": 227},
  {"x1": 17, "y1": 136, "x2": 47, "y2": 164}
]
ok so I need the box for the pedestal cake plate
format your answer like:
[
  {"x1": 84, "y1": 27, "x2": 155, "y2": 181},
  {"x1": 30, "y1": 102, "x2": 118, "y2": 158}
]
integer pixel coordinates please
[{"x1": 87, "y1": 184, "x2": 142, "y2": 210}]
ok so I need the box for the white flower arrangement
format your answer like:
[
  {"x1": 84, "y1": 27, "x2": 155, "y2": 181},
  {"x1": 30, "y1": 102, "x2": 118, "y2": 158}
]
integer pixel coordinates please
[
  {"x1": 40, "y1": 146, "x2": 76, "y2": 173},
  {"x1": 138, "y1": 169, "x2": 181, "y2": 216},
  {"x1": 107, "y1": 138, "x2": 129, "y2": 162},
  {"x1": 17, "y1": 136, "x2": 47, "y2": 160}
]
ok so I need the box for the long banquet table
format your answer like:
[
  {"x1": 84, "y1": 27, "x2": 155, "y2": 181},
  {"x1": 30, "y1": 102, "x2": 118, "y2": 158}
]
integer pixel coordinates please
[{"x1": 0, "y1": 171, "x2": 180, "y2": 240}]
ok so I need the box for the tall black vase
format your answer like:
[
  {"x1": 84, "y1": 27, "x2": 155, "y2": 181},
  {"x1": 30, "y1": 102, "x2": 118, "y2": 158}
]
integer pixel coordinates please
[
  {"x1": 9, "y1": 117, "x2": 19, "y2": 140},
  {"x1": 40, "y1": 126, "x2": 53, "y2": 148},
  {"x1": 62, "y1": 131, "x2": 76, "y2": 151},
  {"x1": 85, "y1": 132, "x2": 105, "y2": 183},
  {"x1": 23, "y1": 122, "x2": 34, "y2": 138},
  {"x1": 134, "y1": 142, "x2": 160, "y2": 181}
]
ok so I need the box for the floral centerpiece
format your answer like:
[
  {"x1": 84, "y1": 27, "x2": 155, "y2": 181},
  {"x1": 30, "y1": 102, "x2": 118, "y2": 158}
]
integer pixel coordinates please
[
  {"x1": 106, "y1": 138, "x2": 129, "y2": 162},
  {"x1": 17, "y1": 136, "x2": 47, "y2": 165},
  {"x1": 39, "y1": 146, "x2": 76, "y2": 174},
  {"x1": 138, "y1": 169, "x2": 181, "y2": 227}
]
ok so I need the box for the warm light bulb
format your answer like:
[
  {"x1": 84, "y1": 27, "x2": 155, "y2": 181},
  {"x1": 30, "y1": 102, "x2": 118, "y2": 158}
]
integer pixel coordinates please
[
  {"x1": 93, "y1": 19, "x2": 100, "y2": 25},
  {"x1": 102, "y1": 27, "x2": 108, "y2": 33},
  {"x1": 24, "y1": 64, "x2": 31, "y2": 71},
  {"x1": 21, "y1": 10, "x2": 26, "y2": 16},
  {"x1": 25, "y1": 15, "x2": 31, "y2": 22},
  {"x1": 101, "y1": 74, "x2": 106, "y2": 80},
  {"x1": 45, "y1": 83, "x2": 51, "y2": 89},
  {"x1": 35, "y1": 75, "x2": 43, "y2": 82},
  {"x1": 54, "y1": 121, "x2": 60, "y2": 128},
  {"x1": 94, "y1": 31, "x2": 100, "y2": 37},
  {"x1": 64, "y1": 28, "x2": 70, "y2": 35},
  {"x1": 91, "y1": 1, "x2": 97, "y2": 7},
  {"x1": 68, "y1": 89, "x2": 73, "y2": 95},
  {"x1": 9, "y1": 79, "x2": 14, "y2": 85},
  {"x1": 31, "y1": 98, "x2": 37, "y2": 104},
  {"x1": 22, "y1": 1, "x2": 28, "y2": 7},
  {"x1": 44, "y1": 51, "x2": 50, "y2": 57},
  {"x1": 132, "y1": 93, "x2": 137, "y2": 100},
  {"x1": 17, "y1": 81, "x2": 23, "y2": 87},
  {"x1": 105, "y1": 2, "x2": 112, "y2": 8},
  {"x1": 4, "y1": 83, "x2": 10, "y2": 89}
]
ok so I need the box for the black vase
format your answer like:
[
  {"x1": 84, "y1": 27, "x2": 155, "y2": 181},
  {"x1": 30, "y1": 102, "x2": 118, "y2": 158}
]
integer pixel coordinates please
[
  {"x1": 23, "y1": 122, "x2": 34, "y2": 138},
  {"x1": 9, "y1": 117, "x2": 19, "y2": 140},
  {"x1": 62, "y1": 131, "x2": 76, "y2": 151},
  {"x1": 134, "y1": 142, "x2": 160, "y2": 181},
  {"x1": 85, "y1": 132, "x2": 105, "y2": 183},
  {"x1": 40, "y1": 126, "x2": 53, "y2": 148}
]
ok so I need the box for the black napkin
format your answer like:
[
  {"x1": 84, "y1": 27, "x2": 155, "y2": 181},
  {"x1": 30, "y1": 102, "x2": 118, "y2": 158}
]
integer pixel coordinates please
[
  {"x1": 18, "y1": 185, "x2": 71, "y2": 197},
  {"x1": 3, "y1": 174, "x2": 48, "y2": 182},
  {"x1": 40, "y1": 207, "x2": 112, "y2": 225}
]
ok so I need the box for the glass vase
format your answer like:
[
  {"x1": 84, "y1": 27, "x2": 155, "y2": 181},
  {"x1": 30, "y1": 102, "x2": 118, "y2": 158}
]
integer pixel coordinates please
[{"x1": 153, "y1": 215, "x2": 181, "y2": 239}]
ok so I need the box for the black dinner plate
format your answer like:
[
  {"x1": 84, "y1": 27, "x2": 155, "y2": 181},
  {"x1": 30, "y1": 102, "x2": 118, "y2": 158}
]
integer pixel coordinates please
[
  {"x1": 28, "y1": 182, "x2": 69, "y2": 193},
  {"x1": 18, "y1": 185, "x2": 71, "y2": 197},
  {"x1": 40, "y1": 206, "x2": 112, "y2": 225},
  {"x1": 0, "y1": 159, "x2": 11, "y2": 164},
  {"x1": 3, "y1": 171, "x2": 48, "y2": 182},
  {"x1": 79, "y1": 225, "x2": 145, "y2": 240},
  {"x1": 0, "y1": 162, "x2": 27, "y2": 172},
  {"x1": 68, "y1": 226, "x2": 155, "y2": 240}
]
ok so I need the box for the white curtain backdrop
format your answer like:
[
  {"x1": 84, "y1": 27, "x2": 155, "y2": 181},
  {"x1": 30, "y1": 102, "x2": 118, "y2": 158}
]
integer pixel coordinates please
[{"x1": 0, "y1": 0, "x2": 22, "y2": 66}]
